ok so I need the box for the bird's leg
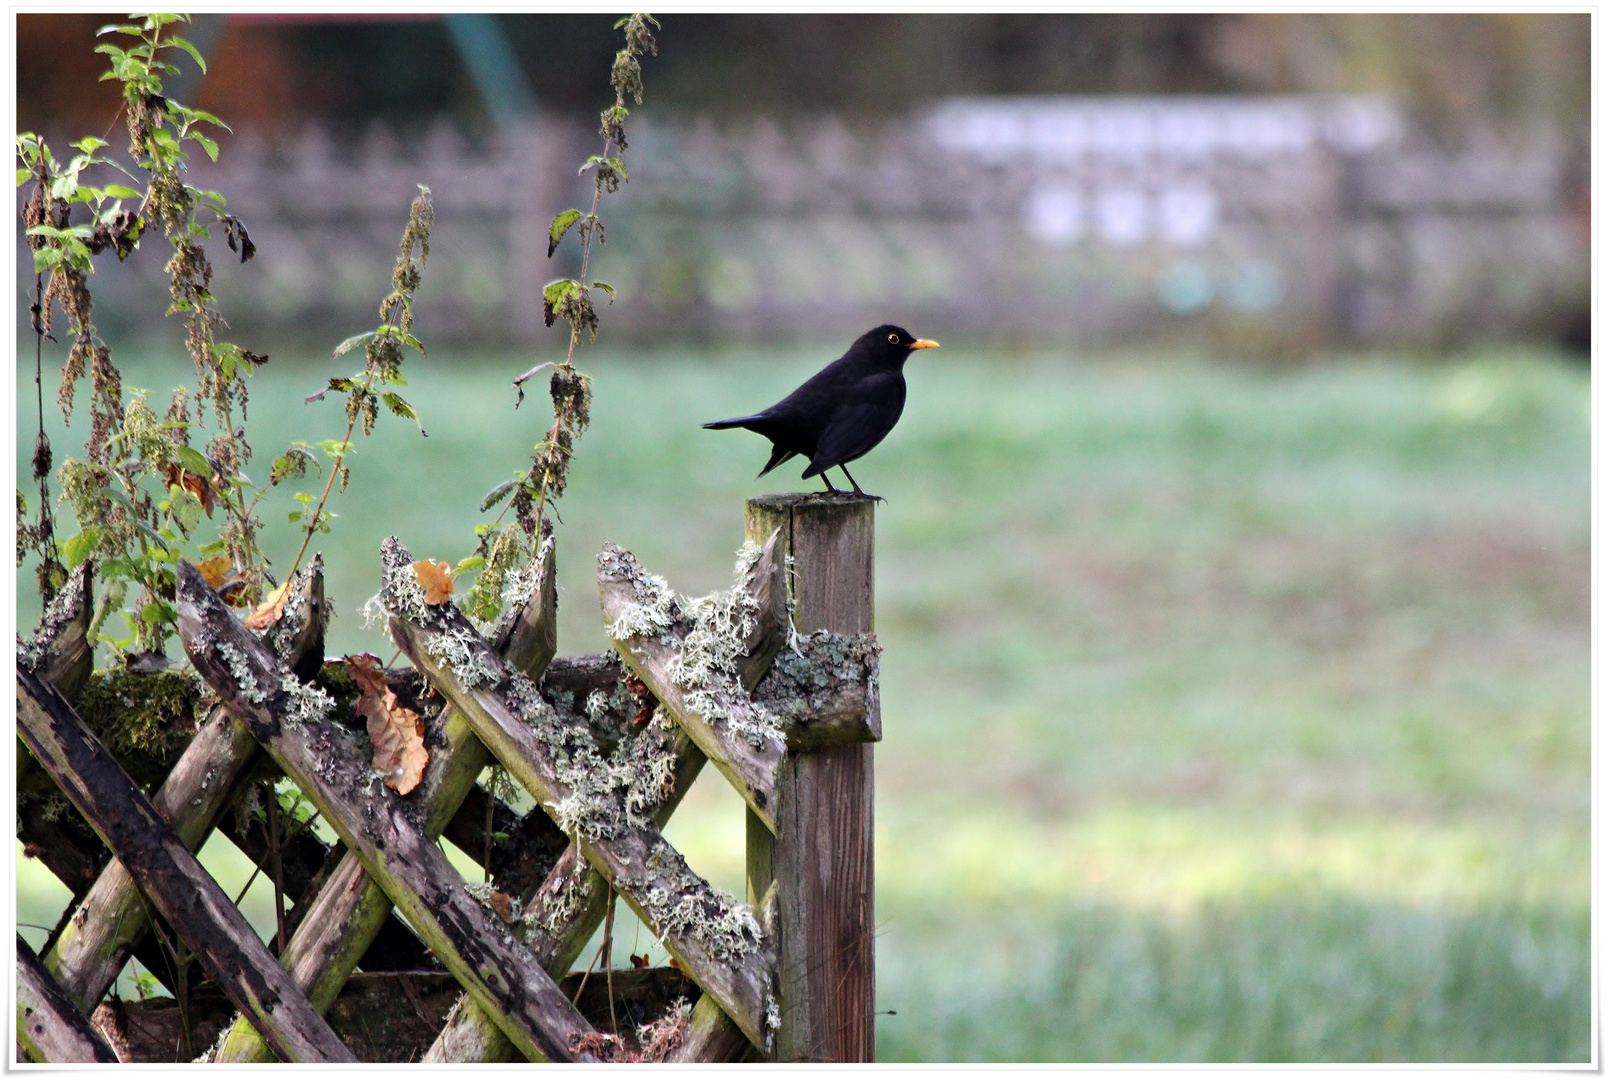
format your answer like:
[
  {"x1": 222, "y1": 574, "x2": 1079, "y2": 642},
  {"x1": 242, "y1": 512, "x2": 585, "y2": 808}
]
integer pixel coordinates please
[
  {"x1": 819, "y1": 472, "x2": 842, "y2": 494},
  {"x1": 839, "y1": 465, "x2": 882, "y2": 502}
]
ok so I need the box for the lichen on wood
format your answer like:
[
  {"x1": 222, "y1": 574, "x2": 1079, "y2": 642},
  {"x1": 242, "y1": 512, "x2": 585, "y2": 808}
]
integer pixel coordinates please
[
  {"x1": 598, "y1": 541, "x2": 787, "y2": 829},
  {"x1": 753, "y1": 629, "x2": 882, "y2": 748},
  {"x1": 387, "y1": 542, "x2": 775, "y2": 1051}
]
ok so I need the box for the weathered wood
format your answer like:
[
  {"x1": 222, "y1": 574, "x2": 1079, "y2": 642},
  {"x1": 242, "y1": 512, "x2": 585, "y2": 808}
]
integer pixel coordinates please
[
  {"x1": 17, "y1": 739, "x2": 109, "y2": 902},
  {"x1": 95, "y1": 971, "x2": 462, "y2": 1063},
  {"x1": 670, "y1": 991, "x2": 756, "y2": 1063},
  {"x1": 44, "y1": 559, "x2": 328, "y2": 1014},
  {"x1": 15, "y1": 666, "x2": 355, "y2": 1063},
  {"x1": 96, "y1": 968, "x2": 696, "y2": 1063},
  {"x1": 210, "y1": 540, "x2": 559, "y2": 1064},
  {"x1": 745, "y1": 493, "x2": 877, "y2": 1062},
  {"x1": 598, "y1": 538, "x2": 786, "y2": 831},
  {"x1": 424, "y1": 706, "x2": 709, "y2": 1062},
  {"x1": 16, "y1": 934, "x2": 119, "y2": 1063},
  {"x1": 491, "y1": 525, "x2": 560, "y2": 676},
  {"x1": 174, "y1": 557, "x2": 597, "y2": 1064},
  {"x1": 19, "y1": 560, "x2": 95, "y2": 701},
  {"x1": 383, "y1": 537, "x2": 777, "y2": 1051},
  {"x1": 753, "y1": 628, "x2": 882, "y2": 749}
]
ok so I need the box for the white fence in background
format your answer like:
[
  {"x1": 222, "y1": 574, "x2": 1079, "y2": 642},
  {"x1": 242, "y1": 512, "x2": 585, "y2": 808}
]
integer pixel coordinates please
[{"x1": 21, "y1": 96, "x2": 1587, "y2": 350}]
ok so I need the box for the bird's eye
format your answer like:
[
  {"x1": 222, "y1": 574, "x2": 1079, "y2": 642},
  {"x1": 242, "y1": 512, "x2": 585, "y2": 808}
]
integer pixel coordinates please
[{"x1": 887, "y1": 333, "x2": 900, "y2": 344}]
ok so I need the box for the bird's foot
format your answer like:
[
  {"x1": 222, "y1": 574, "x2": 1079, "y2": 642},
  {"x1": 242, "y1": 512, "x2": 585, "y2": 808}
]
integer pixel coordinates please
[{"x1": 848, "y1": 484, "x2": 884, "y2": 502}]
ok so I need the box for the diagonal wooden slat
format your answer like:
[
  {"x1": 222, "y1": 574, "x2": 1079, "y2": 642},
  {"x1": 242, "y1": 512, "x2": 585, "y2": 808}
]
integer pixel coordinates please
[
  {"x1": 15, "y1": 666, "x2": 355, "y2": 1063},
  {"x1": 424, "y1": 684, "x2": 711, "y2": 1062},
  {"x1": 209, "y1": 538, "x2": 559, "y2": 1063},
  {"x1": 381, "y1": 537, "x2": 778, "y2": 1051},
  {"x1": 173, "y1": 556, "x2": 600, "y2": 1064},
  {"x1": 671, "y1": 992, "x2": 758, "y2": 1063},
  {"x1": 597, "y1": 538, "x2": 788, "y2": 833},
  {"x1": 44, "y1": 558, "x2": 329, "y2": 1013},
  {"x1": 16, "y1": 934, "x2": 119, "y2": 1063}
]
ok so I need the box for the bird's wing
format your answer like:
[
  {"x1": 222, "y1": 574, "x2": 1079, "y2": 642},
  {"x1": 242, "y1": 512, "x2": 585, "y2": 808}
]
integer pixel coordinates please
[{"x1": 800, "y1": 401, "x2": 894, "y2": 478}]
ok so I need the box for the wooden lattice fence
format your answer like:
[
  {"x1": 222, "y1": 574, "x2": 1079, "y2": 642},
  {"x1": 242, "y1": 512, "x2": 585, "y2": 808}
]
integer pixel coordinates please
[{"x1": 15, "y1": 493, "x2": 880, "y2": 1063}]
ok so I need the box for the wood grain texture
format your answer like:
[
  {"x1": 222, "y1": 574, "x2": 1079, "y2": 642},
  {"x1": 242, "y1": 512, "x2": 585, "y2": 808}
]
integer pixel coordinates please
[
  {"x1": 16, "y1": 934, "x2": 119, "y2": 1063},
  {"x1": 425, "y1": 731, "x2": 708, "y2": 1062},
  {"x1": 45, "y1": 559, "x2": 327, "y2": 1014},
  {"x1": 16, "y1": 667, "x2": 355, "y2": 1064},
  {"x1": 598, "y1": 539, "x2": 785, "y2": 832},
  {"x1": 745, "y1": 493, "x2": 877, "y2": 1063},
  {"x1": 385, "y1": 536, "x2": 775, "y2": 1051},
  {"x1": 213, "y1": 540, "x2": 556, "y2": 1063},
  {"x1": 173, "y1": 559, "x2": 596, "y2": 1064},
  {"x1": 669, "y1": 990, "x2": 755, "y2": 1063}
]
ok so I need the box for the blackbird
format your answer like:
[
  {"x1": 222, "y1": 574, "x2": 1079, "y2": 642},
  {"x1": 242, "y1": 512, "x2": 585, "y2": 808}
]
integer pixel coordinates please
[{"x1": 703, "y1": 324, "x2": 938, "y2": 499}]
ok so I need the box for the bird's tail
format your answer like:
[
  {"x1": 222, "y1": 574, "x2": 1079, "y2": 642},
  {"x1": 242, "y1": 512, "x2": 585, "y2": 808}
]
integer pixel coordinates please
[
  {"x1": 758, "y1": 444, "x2": 797, "y2": 477},
  {"x1": 702, "y1": 414, "x2": 765, "y2": 431}
]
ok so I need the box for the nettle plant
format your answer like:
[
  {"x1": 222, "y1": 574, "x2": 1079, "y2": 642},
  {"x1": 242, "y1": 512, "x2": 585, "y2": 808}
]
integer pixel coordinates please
[
  {"x1": 465, "y1": 13, "x2": 659, "y2": 625},
  {"x1": 16, "y1": 13, "x2": 431, "y2": 659}
]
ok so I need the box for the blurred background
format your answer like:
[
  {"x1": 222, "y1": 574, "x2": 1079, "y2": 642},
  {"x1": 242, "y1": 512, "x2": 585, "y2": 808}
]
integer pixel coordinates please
[{"x1": 16, "y1": 13, "x2": 1591, "y2": 1062}]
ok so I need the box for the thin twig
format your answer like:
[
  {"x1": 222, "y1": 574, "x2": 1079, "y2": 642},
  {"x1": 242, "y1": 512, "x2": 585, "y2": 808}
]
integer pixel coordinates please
[
  {"x1": 267, "y1": 786, "x2": 287, "y2": 954},
  {"x1": 604, "y1": 888, "x2": 618, "y2": 1037}
]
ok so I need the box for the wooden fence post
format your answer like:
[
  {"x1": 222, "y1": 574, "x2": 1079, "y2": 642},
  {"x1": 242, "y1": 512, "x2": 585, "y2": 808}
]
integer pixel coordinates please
[{"x1": 745, "y1": 494, "x2": 876, "y2": 1063}]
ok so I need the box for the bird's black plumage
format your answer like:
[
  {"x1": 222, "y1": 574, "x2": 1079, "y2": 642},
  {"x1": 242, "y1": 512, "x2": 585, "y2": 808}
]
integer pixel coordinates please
[{"x1": 703, "y1": 324, "x2": 938, "y2": 499}]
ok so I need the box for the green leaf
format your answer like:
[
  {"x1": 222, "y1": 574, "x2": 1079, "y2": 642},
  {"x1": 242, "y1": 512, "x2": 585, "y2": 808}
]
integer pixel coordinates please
[
  {"x1": 96, "y1": 24, "x2": 142, "y2": 37},
  {"x1": 102, "y1": 183, "x2": 140, "y2": 200},
  {"x1": 16, "y1": 168, "x2": 31, "y2": 187},
  {"x1": 61, "y1": 531, "x2": 93, "y2": 570},
  {"x1": 32, "y1": 247, "x2": 59, "y2": 273},
  {"x1": 169, "y1": 483, "x2": 203, "y2": 535},
  {"x1": 547, "y1": 208, "x2": 582, "y2": 258},
  {"x1": 141, "y1": 600, "x2": 178, "y2": 626},
  {"x1": 134, "y1": 520, "x2": 173, "y2": 552},
  {"x1": 270, "y1": 445, "x2": 319, "y2": 485},
  {"x1": 382, "y1": 392, "x2": 428, "y2": 437},
  {"x1": 479, "y1": 479, "x2": 517, "y2": 512},
  {"x1": 455, "y1": 555, "x2": 486, "y2": 575},
  {"x1": 331, "y1": 331, "x2": 375, "y2": 359},
  {"x1": 327, "y1": 376, "x2": 356, "y2": 394},
  {"x1": 190, "y1": 132, "x2": 218, "y2": 162},
  {"x1": 165, "y1": 34, "x2": 207, "y2": 75},
  {"x1": 592, "y1": 280, "x2": 617, "y2": 302},
  {"x1": 28, "y1": 224, "x2": 94, "y2": 239},
  {"x1": 173, "y1": 444, "x2": 212, "y2": 478},
  {"x1": 71, "y1": 136, "x2": 108, "y2": 152}
]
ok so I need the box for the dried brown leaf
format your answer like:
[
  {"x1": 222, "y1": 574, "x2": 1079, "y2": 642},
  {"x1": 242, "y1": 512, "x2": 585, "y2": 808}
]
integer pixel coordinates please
[
  {"x1": 195, "y1": 556, "x2": 233, "y2": 590},
  {"x1": 346, "y1": 652, "x2": 428, "y2": 794},
  {"x1": 412, "y1": 558, "x2": 454, "y2": 605},
  {"x1": 490, "y1": 890, "x2": 515, "y2": 924},
  {"x1": 243, "y1": 580, "x2": 290, "y2": 630}
]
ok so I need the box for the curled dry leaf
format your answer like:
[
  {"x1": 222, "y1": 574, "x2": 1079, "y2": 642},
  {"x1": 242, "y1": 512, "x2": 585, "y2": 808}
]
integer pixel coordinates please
[
  {"x1": 243, "y1": 580, "x2": 291, "y2": 630},
  {"x1": 164, "y1": 461, "x2": 217, "y2": 516},
  {"x1": 345, "y1": 652, "x2": 429, "y2": 795},
  {"x1": 195, "y1": 556, "x2": 233, "y2": 590},
  {"x1": 490, "y1": 890, "x2": 515, "y2": 924},
  {"x1": 412, "y1": 559, "x2": 454, "y2": 605}
]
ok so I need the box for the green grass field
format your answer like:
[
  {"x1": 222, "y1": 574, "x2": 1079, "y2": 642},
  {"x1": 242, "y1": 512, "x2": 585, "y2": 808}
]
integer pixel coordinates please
[{"x1": 15, "y1": 339, "x2": 1590, "y2": 1061}]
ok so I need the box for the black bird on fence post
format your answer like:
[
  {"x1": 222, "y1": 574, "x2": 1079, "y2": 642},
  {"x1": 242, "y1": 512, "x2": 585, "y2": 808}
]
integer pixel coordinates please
[{"x1": 703, "y1": 324, "x2": 938, "y2": 500}]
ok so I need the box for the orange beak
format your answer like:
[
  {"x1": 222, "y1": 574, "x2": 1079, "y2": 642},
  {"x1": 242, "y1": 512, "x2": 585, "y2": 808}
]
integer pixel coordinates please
[{"x1": 909, "y1": 339, "x2": 940, "y2": 350}]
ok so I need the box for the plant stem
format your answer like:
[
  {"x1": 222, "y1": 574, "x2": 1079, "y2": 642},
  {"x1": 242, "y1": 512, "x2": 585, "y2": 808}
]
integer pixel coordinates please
[
  {"x1": 527, "y1": 131, "x2": 615, "y2": 537},
  {"x1": 266, "y1": 787, "x2": 286, "y2": 954},
  {"x1": 603, "y1": 888, "x2": 618, "y2": 1036}
]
